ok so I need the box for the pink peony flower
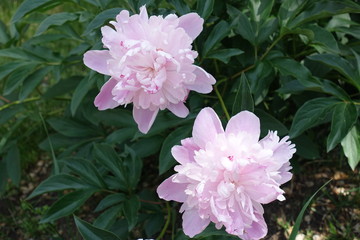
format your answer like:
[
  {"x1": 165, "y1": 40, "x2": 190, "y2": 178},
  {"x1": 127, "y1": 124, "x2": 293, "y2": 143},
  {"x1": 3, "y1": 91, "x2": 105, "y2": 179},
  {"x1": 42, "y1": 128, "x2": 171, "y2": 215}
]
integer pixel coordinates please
[
  {"x1": 157, "y1": 108, "x2": 296, "y2": 240},
  {"x1": 83, "y1": 6, "x2": 215, "y2": 133}
]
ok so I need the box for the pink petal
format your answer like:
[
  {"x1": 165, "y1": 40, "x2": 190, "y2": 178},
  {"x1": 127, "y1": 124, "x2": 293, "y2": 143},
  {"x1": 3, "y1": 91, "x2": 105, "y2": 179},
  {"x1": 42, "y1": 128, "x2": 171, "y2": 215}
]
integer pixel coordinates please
[
  {"x1": 171, "y1": 138, "x2": 200, "y2": 164},
  {"x1": 83, "y1": 50, "x2": 111, "y2": 75},
  {"x1": 94, "y1": 78, "x2": 119, "y2": 110},
  {"x1": 157, "y1": 176, "x2": 187, "y2": 202},
  {"x1": 139, "y1": 5, "x2": 148, "y2": 20},
  {"x1": 186, "y1": 66, "x2": 216, "y2": 94},
  {"x1": 241, "y1": 213, "x2": 267, "y2": 240},
  {"x1": 182, "y1": 209, "x2": 210, "y2": 237},
  {"x1": 192, "y1": 107, "x2": 224, "y2": 148},
  {"x1": 133, "y1": 107, "x2": 159, "y2": 134},
  {"x1": 178, "y1": 13, "x2": 204, "y2": 40},
  {"x1": 167, "y1": 102, "x2": 189, "y2": 118},
  {"x1": 225, "y1": 111, "x2": 260, "y2": 142}
]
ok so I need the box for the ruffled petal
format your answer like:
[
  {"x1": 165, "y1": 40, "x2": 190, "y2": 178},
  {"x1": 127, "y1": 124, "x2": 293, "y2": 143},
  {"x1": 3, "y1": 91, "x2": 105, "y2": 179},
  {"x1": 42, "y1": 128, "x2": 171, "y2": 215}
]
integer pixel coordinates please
[
  {"x1": 192, "y1": 107, "x2": 224, "y2": 148},
  {"x1": 133, "y1": 107, "x2": 159, "y2": 134},
  {"x1": 167, "y1": 102, "x2": 189, "y2": 118},
  {"x1": 139, "y1": 5, "x2": 148, "y2": 21},
  {"x1": 83, "y1": 50, "x2": 111, "y2": 75},
  {"x1": 225, "y1": 111, "x2": 260, "y2": 142},
  {"x1": 157, "y1": 176, "x2": 187, "y2": 202},
  {"x1": 186, "y1": 66, "x2": 216, "y2": 94},
  {"x1": 178, "y1": 13, "x2": 204, "y2": 40},
  {"x1": 94, "y1": 78, "x2": 119, "y2": 110},
  {"x1": 182, "y1": 209, "x2": 210, "y2": 237}
]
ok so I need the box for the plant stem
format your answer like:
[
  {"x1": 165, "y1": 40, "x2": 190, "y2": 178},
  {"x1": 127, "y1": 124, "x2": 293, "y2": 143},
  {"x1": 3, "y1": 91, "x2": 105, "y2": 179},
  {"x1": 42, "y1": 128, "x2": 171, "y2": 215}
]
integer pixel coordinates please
[
  {"x1": 157, "y1": 202, "x2": 171, "y2": 240},
  {"x1": 231, "y1": 34, "x2": 284, "y2": 80},
  {"x1": 0, "y1": 97, "x2": 41, "y2": 111},
  {"x1": 214, "y1": 85, "x2": 230, "y2": 121}
]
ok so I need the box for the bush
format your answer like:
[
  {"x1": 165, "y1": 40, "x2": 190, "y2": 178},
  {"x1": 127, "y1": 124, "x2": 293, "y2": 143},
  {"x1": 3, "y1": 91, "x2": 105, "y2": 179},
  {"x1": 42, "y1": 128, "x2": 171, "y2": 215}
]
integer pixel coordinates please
[{"x1": 0, "y1": 0, "x2": 359, "y2": 239}]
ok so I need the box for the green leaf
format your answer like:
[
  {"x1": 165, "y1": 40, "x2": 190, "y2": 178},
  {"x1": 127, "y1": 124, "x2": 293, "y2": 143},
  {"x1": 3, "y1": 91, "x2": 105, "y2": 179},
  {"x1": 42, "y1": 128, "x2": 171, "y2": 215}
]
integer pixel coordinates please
[
  {"x1": 43, "y1": 76, "x2": 82, "y2": 99},
  {"x1": 246, "y1": 61, "x2": 274, "y2": 104},
  {"x1": 27, "y1": 174, "x2": 93, "y2": 199},
  {"x1": 41, "y1": 189, "x2": 96, "y2": 223},
  {"x1": 93, "y1": 144, "x2": 127, "y2": 188},
  {"x1": 0, "y1": 48, "x2": 44, "y2": 62},
  {"x1": 47, "y1": 118, "x2": 100, "y2": 137},
  {"x1": 74, "y1": 216, "x2": 121, "y2": 240},
  {"x1": 0, "y1": 106, "x2": 21, "y2": 125},
  {"x1": 232, "y1": 11, "x2": 256, "y2": 45},
  {"x1": 0, "y1": 161, "x2": 7, "y2": 196},
  {"x1": 289, "y1": 180, "x2": 332, "y2": 240},
  {"x1": 327, "y1": 102, "x2": 357, "y2": 152},
  {"x1": 5, "y1": 144, "x2": 21, "y2": 186},
  {"x1": 0, "y1": 20, "x2": 9, "y2": 44},
  {"x1": 249, "y1": 0, "x2": 274, "y2": 21},
  {"x1": 254, "y1": 109, "x2": 288, "y2": 137},
  {"x1": 71, "y1": 73, "x2": 98, "y2": 115},
  {"x1": 257, "y1": 17, "x2": 278, "y2": 44},
  {"x1": 130, "y1": 136, "x2": 163, "y2": 158},
  {"x1": 0, "y1": 62, "x2": 29, "y2": 80},
  {"x1": 124, "y1": 146, "x2": 142, "y2": 189},
  {"x1": 123, "y1": 195, "x2": 140, "y2": 231},
  {"x1": 3, "y1": 63, "x2": 38, "y2": 95},
  {"x1": 305, "y1": 25, "x2": 340, "y2": 53},
  {"x1": 63, "y1": 157, "x2": 107, "y2": 188},
  {"x1": 341, "y1": 126, "x2": 360, "y2": 170},
  {"x1": 159, "y1": 125, "x2": 191, "y2": 174},
  {"x1": 11, "y1": 0, "x2": 62, "y2": 23},
  {"x1": 168, "y1": 0, "x2": 190, "y2": 15},
  {"x1": 105, "y1": 128, "x2": 137, "y2": 144},
  {"x1": 196, "y1": 0, "x2": 214, "y2": 20},
  {"x1": 290, "y1": 97, "x2": 339, "y2": 138},
  {"x1": 94, "y1": 193, "x2": 126, "y2": 212},
  {"x1": 207, "y1": 48, "x2": 244, "y2": 64},
  {"x1": 278, "y1": 0, "x2": 309, "y2": 27},
  {"x1": 272, "y1": 57, "x2": 319, "y2": 88},
  {"x1": 83, "y1": 8, "x2": 123, "y2": 36},
  {"x1": 308, "y1": 54, "x2": 360, "y2": 90},
  {"x1": 19, "y1": 66, "x2": 52, "y2": 100},
  {"x1": 288, "y1": 1, "x2": 360, "y2": 29},
  {"x1": 203, "y1": 20, "x2": 230, "y2": 56},
  {"x1": 232, "y1": 73, "x2": 254, "y2": 115},
  {"x1": 94, "y1": 204, "x2": 122, "y2": 229},
  {"x1": 292, "y1": 134, "x2": 320, "y2": 159},
  {"x1": 35, "y1": 12, "x2": 78, "y2": 36}
]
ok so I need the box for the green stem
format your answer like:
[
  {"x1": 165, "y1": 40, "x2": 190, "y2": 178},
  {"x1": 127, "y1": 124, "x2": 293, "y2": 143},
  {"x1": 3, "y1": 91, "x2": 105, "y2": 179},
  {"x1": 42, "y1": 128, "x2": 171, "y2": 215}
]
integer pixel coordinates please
[
  {"x1": 39, "y1": 112, "x2": 59, "y2": 175},
  {"x1": 260, "y1": 34, "x2": 283, "y2": 61},
  {"x1": 214, "y1": 85, "x2": 230, "y2": 121},
  {"x1": 157, "y1": 202, "x2": 171, "y2": 240},
  {"x1": 0, "y1": 97, "x2": 40, "y2": 111}
]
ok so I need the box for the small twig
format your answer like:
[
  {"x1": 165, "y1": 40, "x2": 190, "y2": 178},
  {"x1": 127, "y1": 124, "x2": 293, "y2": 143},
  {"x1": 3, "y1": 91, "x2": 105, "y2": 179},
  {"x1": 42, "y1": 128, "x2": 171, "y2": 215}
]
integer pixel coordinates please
[
  {"x1": 156, "y1": 202, "x2": 171, "y2": 240},
  {"x1": 0, "y1": 95, "x2": 11, "y2": 103}
]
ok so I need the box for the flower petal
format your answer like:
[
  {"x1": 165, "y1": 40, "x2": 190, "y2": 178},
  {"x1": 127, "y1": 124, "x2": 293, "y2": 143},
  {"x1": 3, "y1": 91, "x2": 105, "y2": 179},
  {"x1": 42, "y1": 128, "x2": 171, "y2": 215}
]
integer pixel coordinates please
[
  {"x1": 94, "y1": 78, "x2": 119, "y2": 110},
  {"x1": 182, "y1": 209, "x2": 210, "y2": 237},
  {"x1": 83, "y1": 50, "x2": 111, "y2": 75},
  {"x1": 157, "y1": 176, "x2": 187, "y2": 202},
  {"x1": 167, "y1": 102, "x2": 189, "y2": 118},
  {"x1": 186, "y1": 66, "x2": 216, "y2": 94},
  {"x1": 139, "y1": 5, "x2": 148, "y2": 20},
  {"x1": 225, "y1": 111, "x2": 260, "y2": 142},
  {"x1": 192, "y1": 107, "x2": 224, "y2": 148},
  {"x1": 178, "y1": 13, "x2": 204, "y2": 40},
  {"x1": 171, "y1": 138, "x2": 199, "y2": 164},
  {"x1": 133, "y1": 107, "x2": 159, "y2": 134}
]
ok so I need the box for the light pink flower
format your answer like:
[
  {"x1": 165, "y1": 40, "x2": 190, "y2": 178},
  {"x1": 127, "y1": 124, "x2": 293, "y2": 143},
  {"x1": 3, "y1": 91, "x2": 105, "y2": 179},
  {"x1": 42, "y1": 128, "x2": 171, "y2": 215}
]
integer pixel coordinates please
[
  {"x1": 83, "y1": 6, "x2": 215, "y2": 133},
  {"x1": 157, "y1": 108, "x2": 296, "y2": 240}
]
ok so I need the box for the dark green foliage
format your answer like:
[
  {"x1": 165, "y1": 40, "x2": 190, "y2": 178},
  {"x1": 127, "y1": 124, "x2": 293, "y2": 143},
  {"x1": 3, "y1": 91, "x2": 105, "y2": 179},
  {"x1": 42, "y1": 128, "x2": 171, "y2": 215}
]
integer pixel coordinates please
[{"x1": 1, "y1": 0, "x2": 360, "y2": 239}]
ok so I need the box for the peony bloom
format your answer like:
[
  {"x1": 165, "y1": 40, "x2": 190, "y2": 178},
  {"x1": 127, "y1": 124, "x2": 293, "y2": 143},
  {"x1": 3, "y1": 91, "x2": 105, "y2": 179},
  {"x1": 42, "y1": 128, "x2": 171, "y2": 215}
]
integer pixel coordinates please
[
  {"x1": 157, "y1": 108, "x2": 296, "y2": 240},
  {"x1": 83, "y1": 6, "x2": 215, "y2": 133}
]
